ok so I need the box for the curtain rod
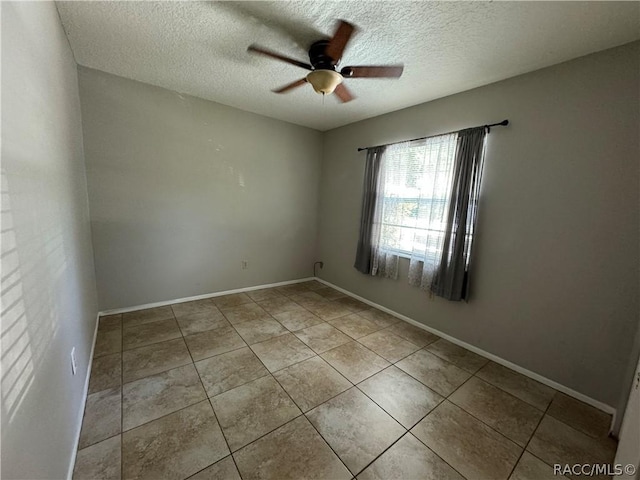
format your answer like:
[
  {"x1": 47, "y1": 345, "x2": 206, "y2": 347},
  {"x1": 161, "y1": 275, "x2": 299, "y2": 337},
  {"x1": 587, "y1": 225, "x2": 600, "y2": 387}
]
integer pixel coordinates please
[{"x1": 356, "y1": 119, "x2": 509, "y2": 152}]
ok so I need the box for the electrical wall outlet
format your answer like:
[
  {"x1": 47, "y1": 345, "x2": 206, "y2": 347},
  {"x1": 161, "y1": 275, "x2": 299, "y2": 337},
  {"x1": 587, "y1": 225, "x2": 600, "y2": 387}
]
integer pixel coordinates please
[
  {"x1": 70, "y1": 347, "x2": 77, "y2": 376},
  {"x1": 241, "y1": 260, "x2": 248, "y2": 270}
]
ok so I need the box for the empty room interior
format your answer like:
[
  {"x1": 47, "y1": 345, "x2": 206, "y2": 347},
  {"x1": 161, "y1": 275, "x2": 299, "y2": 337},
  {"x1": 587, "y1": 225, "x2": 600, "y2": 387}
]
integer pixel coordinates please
[{"x1": 2, "y1": 1, "x2": 640, "y2": 479}]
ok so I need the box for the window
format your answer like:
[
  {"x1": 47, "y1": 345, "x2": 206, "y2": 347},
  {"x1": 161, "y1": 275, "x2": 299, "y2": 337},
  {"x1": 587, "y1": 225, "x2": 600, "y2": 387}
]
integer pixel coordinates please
[
  {"x1": 374, "y1": 133, "x2": 458, "y2": 263},
  {"x1": 356, "y1": 126, "x2": 489, "y2": 300}
]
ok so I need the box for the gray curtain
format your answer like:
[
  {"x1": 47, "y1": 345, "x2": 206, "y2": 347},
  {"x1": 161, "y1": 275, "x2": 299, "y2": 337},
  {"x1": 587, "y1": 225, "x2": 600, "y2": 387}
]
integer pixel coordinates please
[
  {"x1": 431, "y1": 127, "x2": 487, "y2": 301},
  {"x1": 354, "y1": 146, "x2": 386, "y2": 274}
]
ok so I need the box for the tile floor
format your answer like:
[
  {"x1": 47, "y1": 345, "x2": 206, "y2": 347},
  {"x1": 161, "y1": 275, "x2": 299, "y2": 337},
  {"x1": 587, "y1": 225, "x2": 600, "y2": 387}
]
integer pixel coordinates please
[{"x1": 74, "y1": 280, "x2": 617, "y2": 480}]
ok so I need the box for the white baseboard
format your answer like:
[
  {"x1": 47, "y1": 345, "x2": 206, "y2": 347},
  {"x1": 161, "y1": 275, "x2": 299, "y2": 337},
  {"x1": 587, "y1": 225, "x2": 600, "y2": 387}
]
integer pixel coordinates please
[
  {"x1": 67, "y1": 312, "x2": 100, "y2": 480},
  {"x1": 315, "y1": 277, "x2": 617, "y2": 420},
  {"x1": 99, "y1": 277, "x2": 316, "y2": 316}
]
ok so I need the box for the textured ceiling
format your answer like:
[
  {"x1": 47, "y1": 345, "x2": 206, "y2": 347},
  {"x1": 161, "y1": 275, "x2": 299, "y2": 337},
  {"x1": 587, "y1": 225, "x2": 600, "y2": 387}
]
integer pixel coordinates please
[{"x1": 56, "y1": 1, "x2": 639, "y2": 131}]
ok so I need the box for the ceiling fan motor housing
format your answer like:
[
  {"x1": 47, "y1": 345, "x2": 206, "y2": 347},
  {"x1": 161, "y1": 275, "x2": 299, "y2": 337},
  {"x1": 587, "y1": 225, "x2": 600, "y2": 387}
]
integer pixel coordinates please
[{"x1": 309, "y1": 40, "x2": 337, "y2": 70}]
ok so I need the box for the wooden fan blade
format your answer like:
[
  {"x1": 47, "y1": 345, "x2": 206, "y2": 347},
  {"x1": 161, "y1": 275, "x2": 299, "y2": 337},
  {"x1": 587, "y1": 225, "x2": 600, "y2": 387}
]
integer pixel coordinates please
[
  {"x1": 248, "y1": 45, "x2": 313, "y2": 70},
  {"x1": 325, "y1": 20, "x2": 355, "y2": 63},
  {"x1": 273, "y1": 78, "x2": 308, "y2": 93},
  {"x1": 334, "y1": 83, "x2": 355, "y2": 103},
  {"x1": 341, "y1": 65, "x2": 404, "y2": 78}
]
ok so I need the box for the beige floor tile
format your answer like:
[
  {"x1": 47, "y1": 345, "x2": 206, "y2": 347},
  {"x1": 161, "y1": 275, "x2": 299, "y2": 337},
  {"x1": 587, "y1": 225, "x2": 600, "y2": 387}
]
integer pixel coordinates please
[
  {"x1": 73, "y1": 435, "x2": 121, "y2": 480},
  {"x1": 189, "y1": 456, "x2": 241, "y2": 480},
  {"x1": 314, "y1": 286, "x2": 347, "y2": 300},
  {"x1": 358, "y1": 433, "x2": 464, "y2": 480},
  {"x1": 79, "y1": 387, "x2": 121, "y2": 449},
  {"x1": 386, "y1": 321, "x2": 439, "y2": 347},
  {"x1": 273, "y1": 309, "x2": 324, "y2": 331},
  {"x1": 449, "y1": 377, "x2": 543, "y2": 446},
  {"x1": 358, "y1": 366, "x2": 443, "y2": 428},
  {"x1": 357, "y1": 308, "x2": 401, "y2": 328},
  {"x1": 328, "y1": 313, "x2": 380, "y2": 339},
  {"x1": 246, "y1": 288, "x2": 283, "y2": 302},
  {"x1": 176, "y1": 310, "x2": 229, "y2": 336},
  {"x1": 294, "y1": 322, "x2": 353, "y2": 353},
  {"x1": 333, "y1": 296, "x2": 370, "y2": 312},
  {"x1": 220, "y1": 303, "x2": 271, "y2": 326},
  {"x1": 321, "y1": 342, "x2": 390, "y2": 383},
  {"x1": 358, "y1": 330, "x2": 420, "y2": 362},
  {"x1": 184, "y1": 326, "x2": 246, "y2": 361},
  {"x1": 94, "y1": 324, "x2": 122, "y2": 358},
  {"x1": 211, "y1": 376, "x2": 301, "y2": 451},
  {"x1": 527, "y1": 415, "x2": 617, "y2": 469},
  {"x1": 289, "y1": 291, "x2": 327, "y2": 306},
  {"x1": 123, "y1": 318, "x2": 182, "y2": 350},
  {"x1": 307, "y1": 387, "x2": 405, "y2": 475},
  {"x1": 396, "y1": 349, "x2": 471, "y2": 396},
  {"x1": 122, "y1": 338, "x2": 192, "y2": 383},
  {"x1": 250, "y1": 333, "x2": 316, "y2": 372},
  {"x1": 80, "y1": 294, "x2": 621, "y2": 480},
  {"x1": 234, "y1": 416, "x2": 352, "y2": 480},
  {"x1": 304, "y1": 301, "x2": 353, "y2": 321},
  {"x1": 426, "y1": 339, "x2": 489, "y2": 373},
  {"x1": 195, "y1": 347, "x2": 269, "y2": 397},
  {"x1": 295, "y1": 298, "x2": 326, "y2": 311},
  {"x1": 122, "y1": 306, "x2": 174, "y2": 327},
  {"x1": 275, "y1": 283, "x2": 311, "y2": 296},
  {"x1": 170, "y1": 298, "x2": 218, "y2": 318},
  {"x1": 212, "y1": 293, "x2": 253, "y2": 309},
  {"x1": 509, "y1": 452, "x2": 564, "y2": 480},
  {"x1": 257, "y1": 296, "x2": 305, "y2": 315},
  {"x1": 233, "y1": 317, "x2": 288, "y2": 345},
  {"x1": 274, "y1": 356, "x2": 352, "y2": 412},
  {"x1": 412, "y1": 401, "x2": 522, "y2": 480},
  {"x1": 122, "y1": 364, "x2": 206, "y2": 430},
  {"x1": 122, "y1": 400, "x2": 229, "y2": 480},
  {"x1": 88, "y1": 353, "x2": 121, "y2": 394},
  {"x1": 301, "y1": 280, "x2": 325, "y2": 291},
  {"x1": 476, "y1": 362, "x2": 556, "y2": 411},
  {"x1": 546, "y1": 393, "x2": 611, "y2": 438},
  {"x1": 99, "y1": 314, "x2": 122, "y2": 329}
]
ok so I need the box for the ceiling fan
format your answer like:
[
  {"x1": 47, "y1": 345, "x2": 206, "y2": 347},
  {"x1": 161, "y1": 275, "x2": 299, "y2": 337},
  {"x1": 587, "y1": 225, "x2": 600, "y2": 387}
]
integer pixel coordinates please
[{"x1": 247, "y1": 20, "x2": 404, "y2": 103}]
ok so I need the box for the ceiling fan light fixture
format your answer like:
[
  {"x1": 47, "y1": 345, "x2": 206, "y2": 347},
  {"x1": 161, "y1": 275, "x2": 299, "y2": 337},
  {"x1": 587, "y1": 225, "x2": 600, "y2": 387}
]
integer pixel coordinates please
[{"x1": 306, "y1": 69, "x2": 343, "y2": 95}]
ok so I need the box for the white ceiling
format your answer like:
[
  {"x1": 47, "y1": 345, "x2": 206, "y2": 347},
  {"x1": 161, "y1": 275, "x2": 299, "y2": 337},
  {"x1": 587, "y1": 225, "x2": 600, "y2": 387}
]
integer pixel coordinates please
[{"x1": 56, "y1": 1, "x2": 639, "y2": 131}]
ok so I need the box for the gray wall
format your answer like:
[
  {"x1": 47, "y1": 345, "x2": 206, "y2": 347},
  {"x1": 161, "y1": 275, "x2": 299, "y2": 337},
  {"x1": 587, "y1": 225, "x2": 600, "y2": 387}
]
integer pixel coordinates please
[
  {"x1": 1, "y1": 3, "x2": 99, "y2": 479},
  {"x1": 78, "y1": 68, "x2": 323, "y2": 311},
  {"x1": 318, "y1": 42, "x2": 640, "y2": 409}
]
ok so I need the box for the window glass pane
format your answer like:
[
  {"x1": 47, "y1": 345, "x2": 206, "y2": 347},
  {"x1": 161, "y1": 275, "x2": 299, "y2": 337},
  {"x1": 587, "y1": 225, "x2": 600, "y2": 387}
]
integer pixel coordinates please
[{"x1": 376, "y1": 134, "x2": 458, "y2": 259}]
